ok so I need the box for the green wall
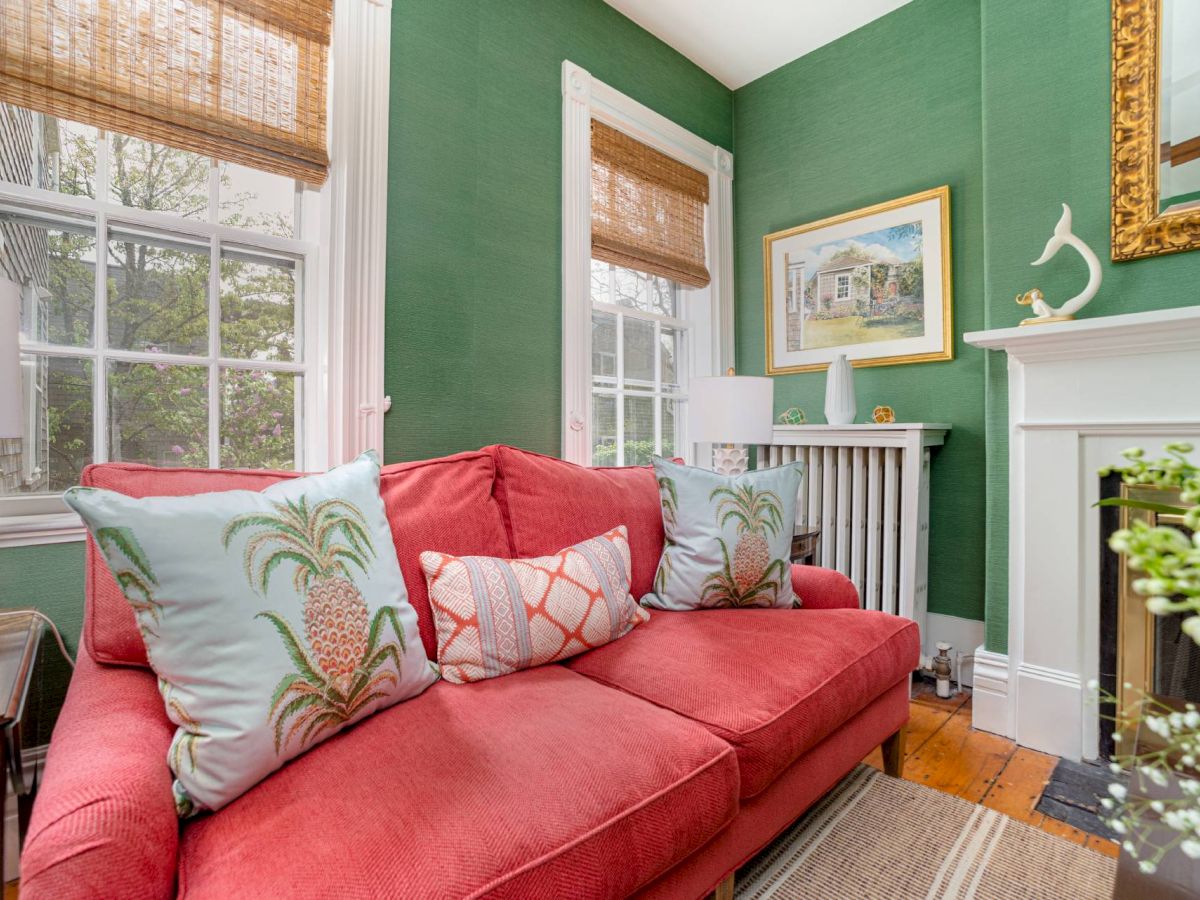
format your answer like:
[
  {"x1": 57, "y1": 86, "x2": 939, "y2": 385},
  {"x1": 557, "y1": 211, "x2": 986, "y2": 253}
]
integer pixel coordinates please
[
  {"x1": 979, "y1": 0, "x2": 1200, "y2": 651},
  {"x1": 0, "y1": 543, "x2": 83, "y2": 743},
  {"x1": 383, "y1": 0, "x2": 733, "y2": 463},
  {"x1": 732, "y1": 0, "x2": 987, "y2": 625}
]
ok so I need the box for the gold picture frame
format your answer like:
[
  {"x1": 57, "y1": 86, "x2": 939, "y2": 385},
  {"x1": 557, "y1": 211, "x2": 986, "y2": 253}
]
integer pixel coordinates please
[
  {"x1": 1112, "y1": 0, "x2": 1200, "y2": 261},
  {"x1": 763, "y1": 186, "x2": 953, "y2": 375}
]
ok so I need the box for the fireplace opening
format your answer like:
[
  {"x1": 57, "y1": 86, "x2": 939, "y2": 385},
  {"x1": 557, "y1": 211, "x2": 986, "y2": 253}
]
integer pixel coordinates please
[{"x1": 1098, "y1": 475, "x2": 1197, "y2": 759}]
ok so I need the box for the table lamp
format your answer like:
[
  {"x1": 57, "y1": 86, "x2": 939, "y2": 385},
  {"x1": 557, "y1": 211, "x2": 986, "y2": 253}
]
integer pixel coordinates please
[
  {"x1": 0, "y1": 278, "x2": 22, "y2": 440},
  {"x1": 688, "y1": 368, "x2": 774, "y2": 475}
]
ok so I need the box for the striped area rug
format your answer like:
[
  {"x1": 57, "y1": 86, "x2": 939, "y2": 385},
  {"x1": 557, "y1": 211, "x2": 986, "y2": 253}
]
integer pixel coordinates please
[{"x1": 736, "y1": 766, "x2": 1116, "y2": 899}]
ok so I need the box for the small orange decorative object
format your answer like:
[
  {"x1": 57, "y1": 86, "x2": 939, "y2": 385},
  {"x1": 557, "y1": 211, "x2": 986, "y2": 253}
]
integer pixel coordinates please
[{"x1": 872, "y1": 406, "x2": 896, "y2": 424}]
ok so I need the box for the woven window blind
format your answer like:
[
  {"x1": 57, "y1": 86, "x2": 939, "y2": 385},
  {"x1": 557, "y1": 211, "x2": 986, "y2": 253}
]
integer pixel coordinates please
[
  {"x1": 0, "y1": 0, "x2": 332, "y2": 183},
  {"x1": 591, "y1": 120, "x2": 710, "y2": 288}
]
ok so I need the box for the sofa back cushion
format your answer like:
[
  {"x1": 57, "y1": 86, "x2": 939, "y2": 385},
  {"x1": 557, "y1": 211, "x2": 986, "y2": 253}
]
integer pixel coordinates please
[
  {"x1": 377, "y1": 451, "x2": 513, "y2": 658},
  {"x1": 486, "y1": 445, "x2": 665, "y2": 601},
  {"x1": 83, "y1": 450, "x2": 511, "y2": 666},
  {"x1": 83, "y1": 463, "x2": 301, "y2": 667}
]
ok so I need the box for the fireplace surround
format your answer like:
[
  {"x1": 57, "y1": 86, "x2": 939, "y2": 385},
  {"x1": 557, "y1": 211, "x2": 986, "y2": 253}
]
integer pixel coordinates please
[{"x1": 965, "y1": 306, "x2": 1200, "y2": 760}]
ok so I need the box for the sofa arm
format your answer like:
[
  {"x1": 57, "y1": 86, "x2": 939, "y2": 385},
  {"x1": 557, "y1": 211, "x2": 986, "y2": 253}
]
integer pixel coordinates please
[
  {"x1": 791, "y1": 563, "x2": 861, "y2": 610},
  {"x1": 21, "y1": 649, "x2": 178, "y2": 900}
]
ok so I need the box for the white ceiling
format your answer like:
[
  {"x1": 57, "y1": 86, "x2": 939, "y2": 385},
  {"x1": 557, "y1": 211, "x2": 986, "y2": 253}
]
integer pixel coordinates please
[{"x1": 603, "y1": 0, "x2": 914, "y2": 90}]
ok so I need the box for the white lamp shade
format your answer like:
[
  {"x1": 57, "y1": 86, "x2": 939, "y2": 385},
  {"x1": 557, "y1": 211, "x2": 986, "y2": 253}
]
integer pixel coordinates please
[
  {"x1": 688, "y1": 374, "x2": 774, "y2": 445},
  {"x1": 0, "y1": 278, "x2": 22, "y2": 440}
]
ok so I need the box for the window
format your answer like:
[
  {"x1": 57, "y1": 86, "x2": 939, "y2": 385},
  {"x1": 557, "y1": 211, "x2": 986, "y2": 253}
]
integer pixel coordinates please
[
  {"x1": 0, "y1": 103, "x2": 317, "y2": 517},
  {"x1": 562, "y1": 62, "x2": 733, "y2": 470},
  {"x1": 836, "y1": 273, "x2": 851, "y2": 300},
  {"x1": 590, "y1": 261, "x2": 687, "y2": 467}
]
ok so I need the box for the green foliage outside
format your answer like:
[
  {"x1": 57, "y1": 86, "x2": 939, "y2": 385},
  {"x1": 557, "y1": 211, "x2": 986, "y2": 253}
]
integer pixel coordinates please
[
  {"x1": 35, "y1": 130, "x2": 298, "y2": 488},
  {"x1": 592, "y1": 440, "x2": 659, "y2": 468}
]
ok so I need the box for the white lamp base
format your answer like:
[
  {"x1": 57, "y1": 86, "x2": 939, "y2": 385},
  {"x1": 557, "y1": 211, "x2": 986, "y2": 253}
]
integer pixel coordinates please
[{"x1": 711, "y1": 445, "x2": 749, "y2": 476}]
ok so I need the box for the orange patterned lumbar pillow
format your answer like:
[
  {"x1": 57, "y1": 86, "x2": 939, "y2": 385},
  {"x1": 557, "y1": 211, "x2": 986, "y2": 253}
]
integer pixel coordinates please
[{"x1": 420, "y1": 526, "x2": 649, "y2": 683}]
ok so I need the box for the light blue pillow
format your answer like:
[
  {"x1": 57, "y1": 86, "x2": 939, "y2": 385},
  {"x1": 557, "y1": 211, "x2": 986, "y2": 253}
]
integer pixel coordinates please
[
  {"x1": 643, "y1": 456, "x2": 803, "y2": 610},
  {"x1": 64, "y1": 451, "x2": 439, "y2": 815}
]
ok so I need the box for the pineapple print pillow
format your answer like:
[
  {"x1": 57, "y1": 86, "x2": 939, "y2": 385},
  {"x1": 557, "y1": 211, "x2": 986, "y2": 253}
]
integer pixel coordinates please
[
  {"x1": 64, "y1": 451, "x2": 438, "y2": 815},
  {"x1": 643, "y1": 456, "x2": 803, "y2": 611}
]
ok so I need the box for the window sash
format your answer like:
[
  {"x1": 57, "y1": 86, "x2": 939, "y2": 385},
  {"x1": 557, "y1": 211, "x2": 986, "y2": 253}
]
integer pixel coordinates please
[
  {"x1": 0, "y1": 128, "x2": 318, "y2": 516},
  {"x1": 589, "y1": 262, "x2": 688, "y2": 467}
]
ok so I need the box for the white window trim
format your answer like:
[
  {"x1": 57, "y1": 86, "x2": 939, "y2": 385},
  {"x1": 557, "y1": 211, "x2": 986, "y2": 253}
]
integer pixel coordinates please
[
  {"x1": 0, "y1": 0, "x2": 393, "y2": 549},
  {"x1": 560, "y1": 60, "x2": 734, "y2": 467}
]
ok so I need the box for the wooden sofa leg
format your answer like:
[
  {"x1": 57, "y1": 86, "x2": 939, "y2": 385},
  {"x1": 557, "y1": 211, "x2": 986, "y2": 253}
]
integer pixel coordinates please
[
  {"x1": 712, "y1": 872, "x2": 734, "y2": 900},
  {"x1": 881, "y1": 725, "x2": 906, "y2": 778}
]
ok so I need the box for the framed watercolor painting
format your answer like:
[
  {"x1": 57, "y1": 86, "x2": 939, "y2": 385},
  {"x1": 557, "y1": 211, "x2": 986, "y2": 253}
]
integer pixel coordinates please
[{"x1": 763, "y1": 185, "x2": 953, "y2": 374}]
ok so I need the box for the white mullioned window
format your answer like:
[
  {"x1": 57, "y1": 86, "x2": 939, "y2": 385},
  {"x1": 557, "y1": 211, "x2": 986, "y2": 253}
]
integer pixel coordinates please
[
  {"x1": 0, "y1": 104, "x2": 322, "y2": 523},
  {"x1": 561, "y1": 61, "x2": 734, "y2": 469},
  {"x1": 589, "y1": 261, "x2": 688, "y2": 466}
]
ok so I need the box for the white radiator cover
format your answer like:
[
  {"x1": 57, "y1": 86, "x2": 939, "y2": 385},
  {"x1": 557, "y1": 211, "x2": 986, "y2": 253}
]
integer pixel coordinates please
[{"x1": 758, "y1": 424, "x2": 949, "y2": 641}]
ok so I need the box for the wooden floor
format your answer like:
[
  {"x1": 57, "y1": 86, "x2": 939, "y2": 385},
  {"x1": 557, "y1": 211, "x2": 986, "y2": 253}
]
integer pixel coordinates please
[{"x1": 863, "y1": 681, "x2": 1119, "y2": 859}]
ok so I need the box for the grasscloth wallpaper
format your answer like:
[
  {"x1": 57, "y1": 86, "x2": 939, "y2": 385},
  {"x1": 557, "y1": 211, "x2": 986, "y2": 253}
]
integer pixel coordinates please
[
  {"x1": 733, "y1": 0, "x2": 987, "y2": 626},
  {"x1": 383, "y1": 0, "x2": 732, "y2": 463}
]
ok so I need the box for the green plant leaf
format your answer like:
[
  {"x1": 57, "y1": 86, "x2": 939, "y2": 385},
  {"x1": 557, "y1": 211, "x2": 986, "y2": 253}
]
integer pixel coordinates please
[{"x1": 1095, "y1": 497, "x2": 1189, "y2": 516}]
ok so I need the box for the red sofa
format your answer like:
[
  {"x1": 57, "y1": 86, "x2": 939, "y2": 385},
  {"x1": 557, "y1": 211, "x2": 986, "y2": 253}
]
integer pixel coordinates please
[{"x1": 20, "y1": 445, "x2": 919, "y2": 900}]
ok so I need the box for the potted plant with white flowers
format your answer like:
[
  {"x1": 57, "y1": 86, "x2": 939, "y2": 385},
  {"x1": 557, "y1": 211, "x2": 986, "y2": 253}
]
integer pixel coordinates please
[{"x1": 1095, "y1": 443, "x2": 1200, "y2": 879}]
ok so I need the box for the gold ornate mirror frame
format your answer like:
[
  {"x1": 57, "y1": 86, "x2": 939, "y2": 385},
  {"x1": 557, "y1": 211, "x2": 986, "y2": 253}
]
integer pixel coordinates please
[{"x1": 1112, "y1": 0, "x2": 1200, "y2": 261}]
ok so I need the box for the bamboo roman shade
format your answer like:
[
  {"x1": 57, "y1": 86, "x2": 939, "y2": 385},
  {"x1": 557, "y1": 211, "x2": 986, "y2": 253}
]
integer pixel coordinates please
[
  {"x1": 0, "y1": 0, "x2": 332, "y2": 183},
  {"x1": 591, "y1": 120, "x2": 710, "y2": 288}
]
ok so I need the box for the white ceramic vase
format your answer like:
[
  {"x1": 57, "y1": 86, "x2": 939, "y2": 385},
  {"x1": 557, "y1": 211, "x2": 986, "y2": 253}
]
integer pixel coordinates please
[{"x1": 824, "y1": 354, "x2": 857, "y2": 425}]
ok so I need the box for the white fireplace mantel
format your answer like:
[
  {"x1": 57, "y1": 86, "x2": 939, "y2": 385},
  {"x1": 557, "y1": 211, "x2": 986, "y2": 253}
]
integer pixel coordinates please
[{"x1": 965, "y1": 306, "x2": 1200, "y2": 760}]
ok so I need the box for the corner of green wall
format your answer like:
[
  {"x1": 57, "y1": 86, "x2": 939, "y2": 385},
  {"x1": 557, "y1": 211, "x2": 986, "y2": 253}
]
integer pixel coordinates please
[
  {"x1": 732, "y1": 0, "x2": 987, "y2": 627},
  {"x1": 0, "y1": 542, "x2": 84, "y2": 743}
]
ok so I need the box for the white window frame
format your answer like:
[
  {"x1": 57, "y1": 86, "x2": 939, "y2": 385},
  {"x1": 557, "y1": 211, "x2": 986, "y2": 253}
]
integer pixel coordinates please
[
  {"x1": 561, "y1": 60, "x2": 733, "y2": 468},
  {"x1": 590, "y1": 263, "x2": 689, "y2": 465},
  {"x1": 0, "y1": 0, "x2": 393, "y2": 548},
  {"x1": 836, "y1": 273, "x2": 851, "y2": 300}
]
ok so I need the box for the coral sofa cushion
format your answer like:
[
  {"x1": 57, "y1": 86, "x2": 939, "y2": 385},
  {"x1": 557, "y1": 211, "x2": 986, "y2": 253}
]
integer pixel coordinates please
[
  {"x1": 378, "y1": 451, "x2": 513, "y2": 659},
  {"x1": 567, "y1": 608, "x2": 920, "y2": 798},
  {"x1": 487, "y1": 445, "x2": 665, "y2": 601},
  {"x1": 81, "y1": 462, "x2": 300, "y2": 668},
  {"x1": 177, "y1": 666, "x2": 739, "y2": 899},
  {"x1": 644, "y1": 457, "x2": 803, "y2": 611},
  {"x1": 81, "y1": 450, "x2": 509, "y2": 667},
  {"x1": 65, "y1": 452, "x2": 439, "y2": 815},
  {"x1": 420, "y1": 526, "x2": 649, "y2": 683}
]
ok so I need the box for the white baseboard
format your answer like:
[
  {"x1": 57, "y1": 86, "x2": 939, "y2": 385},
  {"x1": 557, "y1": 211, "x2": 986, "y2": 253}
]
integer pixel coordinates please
[
  {"x1": 6, "y1": 744, "x2": 48, "y2": 881},
  {"x1": 972, "y1": 646, "x2": 1012, "y2": 738},
  {"x1": 1015, "y1": 662, "x2": 1083, "y2": 761},
  {"x1": 922, "y1": 613, "x2": 986, "y2": 687}
]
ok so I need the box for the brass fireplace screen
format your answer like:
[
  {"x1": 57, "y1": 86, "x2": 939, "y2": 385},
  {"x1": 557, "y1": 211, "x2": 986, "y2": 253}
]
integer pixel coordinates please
[{"x1": 1114, "y1": 484, "x2": 1196, "y2": 745}]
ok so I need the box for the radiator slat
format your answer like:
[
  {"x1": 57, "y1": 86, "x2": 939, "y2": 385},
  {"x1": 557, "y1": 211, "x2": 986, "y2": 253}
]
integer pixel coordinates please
[
  {"x1": 808, "y1": 447, "x2": 822, "y2": 534},
  {"x1": 881, "y1": 448, "x2": 900, "y2": 616},
  {"x1": 820, "y1": 447, "x2": 836, "y2": 568},
  {"x1": 850, "y1": 447, "x2": 865, "y2": 597},
  {"x1": 835, "y1": 446, "x2": 851, "y2": 572},
  {"x1": 795, "y1": 447, "x2": 808, "y2": 526},
  {"x1": 865, "y1": 447, "x2": 882, "y2": 611}
]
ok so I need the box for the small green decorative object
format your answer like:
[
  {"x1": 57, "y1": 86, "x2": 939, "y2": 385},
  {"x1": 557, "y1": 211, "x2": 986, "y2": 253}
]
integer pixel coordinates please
[{"x1": 777, "y1": 407, "x2": 807, "y2": 426}]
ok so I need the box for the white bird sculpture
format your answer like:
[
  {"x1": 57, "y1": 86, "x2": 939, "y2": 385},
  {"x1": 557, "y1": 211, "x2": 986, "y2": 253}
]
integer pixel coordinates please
[{"x1": 1015, "y1": 203, "x2": 1102, "y2": 326}]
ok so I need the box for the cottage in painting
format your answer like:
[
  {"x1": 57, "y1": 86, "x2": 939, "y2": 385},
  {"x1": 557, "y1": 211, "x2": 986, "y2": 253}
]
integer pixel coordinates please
[{"x1": 783, "y1": 240, "x2": 924, "y2": 352}]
